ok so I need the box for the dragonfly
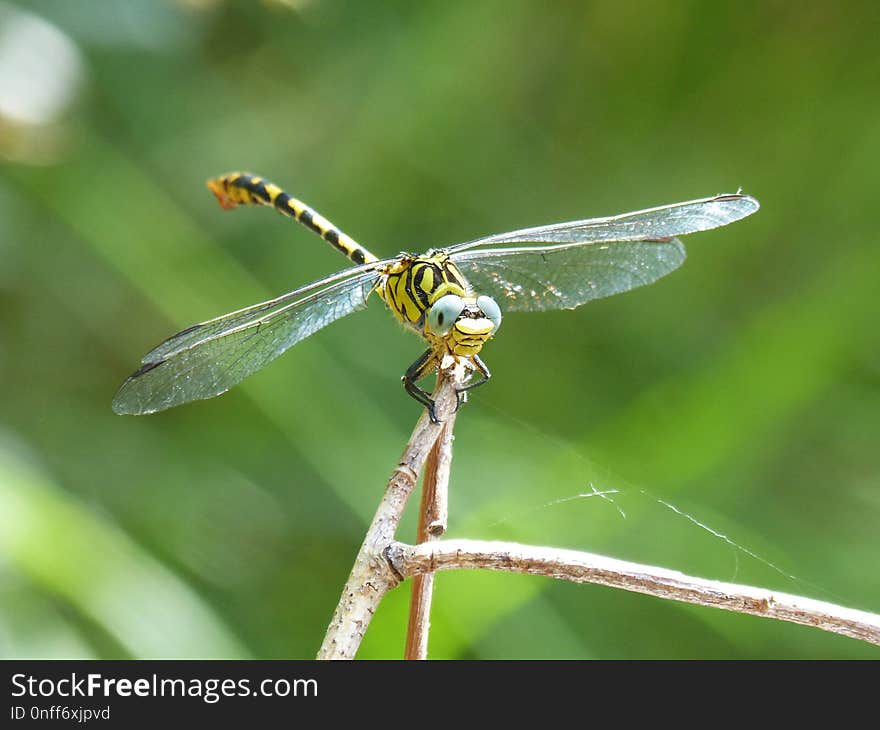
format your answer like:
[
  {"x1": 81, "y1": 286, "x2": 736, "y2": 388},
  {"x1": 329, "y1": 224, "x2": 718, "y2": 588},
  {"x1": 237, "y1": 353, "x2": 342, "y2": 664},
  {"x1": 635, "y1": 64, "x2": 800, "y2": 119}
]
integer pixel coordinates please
[{"x1": 112, "y1": 173, "x2": 759, "y2": 421}]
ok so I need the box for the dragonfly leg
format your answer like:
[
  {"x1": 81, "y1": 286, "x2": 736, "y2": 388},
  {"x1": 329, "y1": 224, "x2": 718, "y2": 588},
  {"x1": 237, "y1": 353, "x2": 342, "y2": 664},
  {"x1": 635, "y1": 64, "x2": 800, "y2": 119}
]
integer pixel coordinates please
[
  {"x1": 402, "y1": 349, "x2": 441, "y2": 423},
  {"x1": 454, "y1": 355, "x2": 492, "y2": 412}
]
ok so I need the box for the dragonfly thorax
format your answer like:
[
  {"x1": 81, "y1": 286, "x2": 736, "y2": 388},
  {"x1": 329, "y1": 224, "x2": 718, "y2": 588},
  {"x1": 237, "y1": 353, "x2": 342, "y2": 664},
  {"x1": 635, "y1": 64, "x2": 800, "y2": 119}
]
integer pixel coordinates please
[
  {"x1": 379, "y1": 252, "x2": 501, "y2": 357},
  {"x1": 379, "y1": 252, "x2": 469, "y2": 327}
]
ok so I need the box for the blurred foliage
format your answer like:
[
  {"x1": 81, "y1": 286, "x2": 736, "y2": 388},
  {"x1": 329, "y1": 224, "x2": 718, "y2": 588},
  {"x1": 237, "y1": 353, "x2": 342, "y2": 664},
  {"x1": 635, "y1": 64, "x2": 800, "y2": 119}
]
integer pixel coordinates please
[{"x1": 1, "y1": 0, "x2": 878, "y2": 659}]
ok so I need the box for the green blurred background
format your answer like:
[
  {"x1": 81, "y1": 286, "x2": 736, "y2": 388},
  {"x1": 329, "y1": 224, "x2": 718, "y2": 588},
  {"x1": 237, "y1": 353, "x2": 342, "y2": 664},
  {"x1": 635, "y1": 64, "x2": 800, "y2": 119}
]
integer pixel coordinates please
[{"x1": 1, "y1": 0, "x2": 878, "y2": 659}]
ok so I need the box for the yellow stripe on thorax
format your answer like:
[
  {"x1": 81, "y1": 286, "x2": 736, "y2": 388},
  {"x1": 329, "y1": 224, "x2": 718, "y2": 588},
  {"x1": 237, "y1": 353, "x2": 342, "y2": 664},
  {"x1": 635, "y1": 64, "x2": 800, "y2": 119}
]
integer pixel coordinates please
[{"x1": 380, "y1": 255, "x2": 471, "y2": 330}]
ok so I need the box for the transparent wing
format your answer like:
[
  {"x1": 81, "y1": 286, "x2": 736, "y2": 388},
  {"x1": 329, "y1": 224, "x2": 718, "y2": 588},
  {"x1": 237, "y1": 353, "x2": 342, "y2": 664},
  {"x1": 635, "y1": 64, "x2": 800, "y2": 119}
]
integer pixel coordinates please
[
  {"x1": 112, "y1": 267, "x2": 383, "y2": 414},
  {"x1": 142, "y1": 259, "x2": 387, "y2": 362},
  {"x1": 452, "y1": 238, "x2": 687, "y2": 311},
  {"x1": 445, "y1": 193, "x2": 759, "y2": 253}
]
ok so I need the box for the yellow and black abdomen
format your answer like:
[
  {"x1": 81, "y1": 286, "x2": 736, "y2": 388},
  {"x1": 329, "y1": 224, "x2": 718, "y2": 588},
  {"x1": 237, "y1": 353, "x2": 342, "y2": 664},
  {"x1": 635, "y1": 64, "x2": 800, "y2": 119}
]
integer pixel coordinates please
[
  {"x1": 380, "y1": 252, "x2": 469, "y2": 328},
  {"x1": 207, "y1": 173, "x2": 378, "y2": 266}
]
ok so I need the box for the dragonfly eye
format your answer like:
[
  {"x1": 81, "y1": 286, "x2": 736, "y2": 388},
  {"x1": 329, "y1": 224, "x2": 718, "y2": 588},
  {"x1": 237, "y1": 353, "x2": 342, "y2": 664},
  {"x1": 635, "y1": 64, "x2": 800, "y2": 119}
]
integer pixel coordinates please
[
  {"x1": 477, "y1": 295, "x2": 502, "y2": 332},
  {"x1": 427, "y1": 295, "x2": 466, "y2": 336}
]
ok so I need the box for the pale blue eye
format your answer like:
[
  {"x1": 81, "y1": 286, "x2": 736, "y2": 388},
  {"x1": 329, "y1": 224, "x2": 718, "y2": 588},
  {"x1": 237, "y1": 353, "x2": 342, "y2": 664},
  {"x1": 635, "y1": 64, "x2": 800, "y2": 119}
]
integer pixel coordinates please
[
  {"x1": 477, "y1": 295, "x2": 502, "y2": 332},
  {"x1": 427, "y1": 295, "x2": 466, "y2": 336}
]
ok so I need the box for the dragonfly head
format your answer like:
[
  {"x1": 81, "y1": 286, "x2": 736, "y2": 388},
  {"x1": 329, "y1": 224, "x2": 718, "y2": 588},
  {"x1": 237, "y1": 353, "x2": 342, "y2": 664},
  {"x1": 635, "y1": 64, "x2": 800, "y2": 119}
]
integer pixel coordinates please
[{"x1": 425, "y1": 294, "x2": 502, "y2": 356}]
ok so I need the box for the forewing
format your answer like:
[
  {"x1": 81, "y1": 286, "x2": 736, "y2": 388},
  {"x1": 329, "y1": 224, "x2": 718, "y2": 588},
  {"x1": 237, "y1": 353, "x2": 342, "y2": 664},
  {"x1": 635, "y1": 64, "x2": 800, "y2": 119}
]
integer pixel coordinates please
[
  {"x1": 452, "y1": 238, "x2": 686, "y2": 311},
  {"x1": 112, "y1": 269, "x2": 381, "y2": 414},
  {"x1": 446, "y1": 193, "x2": 759, "y2": 252},
  {"x1": 143, "y1": 260, "x2": 386, "y2": 362}
]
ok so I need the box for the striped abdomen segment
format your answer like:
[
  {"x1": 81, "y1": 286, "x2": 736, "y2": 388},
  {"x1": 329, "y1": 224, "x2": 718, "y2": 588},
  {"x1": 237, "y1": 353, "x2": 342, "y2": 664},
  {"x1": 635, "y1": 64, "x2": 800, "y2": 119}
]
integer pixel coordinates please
[
  {"x1": 382, "y1": 253, "x2": 469, "y2": 326},
  {"x1": 207, "y1": 172, "x2": 378, "y2": 266}
]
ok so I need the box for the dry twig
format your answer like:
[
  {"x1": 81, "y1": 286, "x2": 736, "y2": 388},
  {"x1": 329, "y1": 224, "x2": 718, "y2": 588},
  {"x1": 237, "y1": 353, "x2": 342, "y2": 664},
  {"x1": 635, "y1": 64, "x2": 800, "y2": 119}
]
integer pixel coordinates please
[
  {"x1": 387, "y1": 539, "x2": 880, "y2": 646},
  {"x1": 319, "y1": 364, "x2": 880, "y2": 658},
  {"x1": 404, "y1": 410, "x2": 455, "y2": 660},
  {"x1": 317, "y1": 362, "x2": 464, "y2": 660}
]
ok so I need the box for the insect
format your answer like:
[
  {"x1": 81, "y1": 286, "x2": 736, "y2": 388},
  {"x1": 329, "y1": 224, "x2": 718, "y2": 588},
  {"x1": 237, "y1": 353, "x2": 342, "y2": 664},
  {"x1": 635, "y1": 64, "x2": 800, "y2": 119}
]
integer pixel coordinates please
[{"x1": 112, "y1": 173, "x2": 759, "y2": 421}]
